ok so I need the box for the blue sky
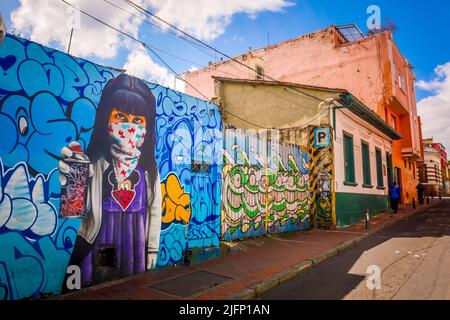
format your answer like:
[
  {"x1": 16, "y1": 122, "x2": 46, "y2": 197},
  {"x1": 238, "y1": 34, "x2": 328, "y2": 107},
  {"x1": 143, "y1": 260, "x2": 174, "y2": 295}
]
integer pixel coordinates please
[
  {"x1": 1, "y1": 0, "x2": 448, "y2": 99},
  {"x1": 1, "y1": 0, "x2": 450, "y2": 146}
]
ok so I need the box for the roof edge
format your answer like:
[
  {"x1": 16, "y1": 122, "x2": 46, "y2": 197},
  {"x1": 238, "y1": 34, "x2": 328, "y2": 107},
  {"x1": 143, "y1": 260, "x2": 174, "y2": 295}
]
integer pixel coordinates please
[
  {"x1": 339, "y1": 93, "x2": 402, "y2": 140},
  {"x1": 213, "y1": 76, "x2": 346, "y2": 93}
]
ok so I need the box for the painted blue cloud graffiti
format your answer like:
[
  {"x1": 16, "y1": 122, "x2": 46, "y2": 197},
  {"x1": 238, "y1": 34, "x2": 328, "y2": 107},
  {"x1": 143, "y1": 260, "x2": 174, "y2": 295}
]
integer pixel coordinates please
[
  {"x1": 0, "y1": 161, "x2": 79, "y2": 300},
  {"x1": 0, "y1": 34, "x2": 113, "y2": 300},
  {"x1": 0, "y1": 35, "x2": 115, "y2": 176},
  {"x1": 0, "y1": 33, "x2": 222, "y2": 298},
  {"x1": 0, "y1": 162, "x2": 57, "y2": 237},
  {"x1": 1, "y1": 93, "x2": 77, "y2": 174},
  {"x1": 150, "y1": 84, "x2": 222, "y2": 267}
]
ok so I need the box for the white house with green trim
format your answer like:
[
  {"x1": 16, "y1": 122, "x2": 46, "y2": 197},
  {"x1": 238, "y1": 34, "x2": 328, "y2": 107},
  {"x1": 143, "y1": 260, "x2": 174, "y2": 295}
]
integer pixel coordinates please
[
  {"x1": 332, "y1": 94, "x2": 401, "y2": 227},
  {"x1": 211, "y1": 76, "x2": 401, "y2": 229}
]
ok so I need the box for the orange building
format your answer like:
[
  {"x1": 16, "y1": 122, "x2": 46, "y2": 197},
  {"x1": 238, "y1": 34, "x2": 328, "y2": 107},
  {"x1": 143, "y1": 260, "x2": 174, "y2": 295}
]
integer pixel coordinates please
[{"x1": 186, "y1": 24, "x2": 423, "y2": 204}]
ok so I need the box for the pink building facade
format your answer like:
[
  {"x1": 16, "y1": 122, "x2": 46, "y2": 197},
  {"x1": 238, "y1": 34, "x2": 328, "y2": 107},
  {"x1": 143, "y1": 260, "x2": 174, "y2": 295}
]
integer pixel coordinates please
[{"x1": 186, "y1": 25, "x2": 422, "y2": 205}]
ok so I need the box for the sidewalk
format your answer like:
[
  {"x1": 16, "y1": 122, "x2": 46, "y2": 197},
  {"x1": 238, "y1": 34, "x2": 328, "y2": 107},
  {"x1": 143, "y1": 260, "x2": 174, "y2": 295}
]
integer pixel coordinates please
[{"x1": 58, "y1": 199, "x2": 442, "y2": 300}]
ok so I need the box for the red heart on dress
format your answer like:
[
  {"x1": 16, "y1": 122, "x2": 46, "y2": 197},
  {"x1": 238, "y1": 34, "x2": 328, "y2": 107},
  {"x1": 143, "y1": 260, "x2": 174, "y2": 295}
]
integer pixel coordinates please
[{"x1": 112, "y1": 190, "x2": 136, "y2": 211}]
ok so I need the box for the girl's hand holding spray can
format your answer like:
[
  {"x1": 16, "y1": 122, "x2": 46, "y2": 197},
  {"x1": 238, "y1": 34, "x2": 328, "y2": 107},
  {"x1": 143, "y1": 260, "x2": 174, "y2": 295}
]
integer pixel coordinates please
[{"x1": 59, "y1": 141, "x2": 94, "y2": 218}]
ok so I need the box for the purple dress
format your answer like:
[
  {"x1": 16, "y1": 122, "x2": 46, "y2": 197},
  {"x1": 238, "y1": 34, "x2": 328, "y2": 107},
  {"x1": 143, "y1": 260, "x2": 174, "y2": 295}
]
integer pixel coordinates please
[{"x1": 80, "y1": 166, "x2": 147, "y2": 285}]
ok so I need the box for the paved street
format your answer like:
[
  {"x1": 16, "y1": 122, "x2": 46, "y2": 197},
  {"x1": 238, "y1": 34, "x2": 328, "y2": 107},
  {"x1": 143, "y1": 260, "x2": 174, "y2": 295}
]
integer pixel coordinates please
[{"x1": 260, "y1": 200, "x2": 450, "y2": 300}]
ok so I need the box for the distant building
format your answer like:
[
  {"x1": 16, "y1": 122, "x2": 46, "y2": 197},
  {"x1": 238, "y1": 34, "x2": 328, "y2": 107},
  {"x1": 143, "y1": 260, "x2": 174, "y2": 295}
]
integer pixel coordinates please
[
  {"x1": 447, "y1": 160, "x2": 450, "y2": 194},
  {"x1": 186, "y1": 24, "x2": 423, "y2": 206},
  {"x1": 418, "y1": 138, "x2": 448, "y2": 196}
]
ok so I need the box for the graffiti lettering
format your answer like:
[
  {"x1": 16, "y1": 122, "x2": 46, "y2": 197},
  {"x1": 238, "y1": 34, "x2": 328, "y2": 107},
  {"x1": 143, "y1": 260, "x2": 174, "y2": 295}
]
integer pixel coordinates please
[
  {"x1": 0, "y1": 34, "x2": 222, "y2": 299},
  {"x1": 222, "y1": 128, "x2": 310, "y2": 240}
]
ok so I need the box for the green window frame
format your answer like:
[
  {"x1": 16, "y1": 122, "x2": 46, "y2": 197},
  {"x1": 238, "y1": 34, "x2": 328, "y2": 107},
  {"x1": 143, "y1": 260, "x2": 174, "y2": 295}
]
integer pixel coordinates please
[
  {"x1": 361, "y1": 140, "x2": 372, "y2": 187},
  {"x1": 375, "y1": 147, "x2": 384, "y2": 188},
  {"x1": 386, "y1": 152, "x2": 393, "y2": 187},
  {"x1": 343, "y1": 132, "x2": 356, "y2": 185}
]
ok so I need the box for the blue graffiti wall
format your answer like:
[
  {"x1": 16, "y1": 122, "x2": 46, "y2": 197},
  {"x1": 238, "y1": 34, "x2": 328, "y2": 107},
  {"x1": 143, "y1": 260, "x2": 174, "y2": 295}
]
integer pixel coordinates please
[{"x1": 0, "y1": 34, "x2": 222, "y2": 299}]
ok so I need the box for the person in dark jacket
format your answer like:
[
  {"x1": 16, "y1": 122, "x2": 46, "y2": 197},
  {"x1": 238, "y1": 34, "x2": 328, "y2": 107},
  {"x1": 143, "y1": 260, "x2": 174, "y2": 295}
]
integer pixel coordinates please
[
  {"x1": 416, "y1": 182, "x2": 425, "y2": 205},
  {"x1": 389, "y1": 182, "x2": 401, "y2": 213}
]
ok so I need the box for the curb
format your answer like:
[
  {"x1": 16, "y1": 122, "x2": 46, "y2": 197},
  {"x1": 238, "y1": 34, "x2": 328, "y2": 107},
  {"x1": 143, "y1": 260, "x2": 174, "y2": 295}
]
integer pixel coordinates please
[{"x1": 226, "y1": 200, "x2": 443, "y2": 300}]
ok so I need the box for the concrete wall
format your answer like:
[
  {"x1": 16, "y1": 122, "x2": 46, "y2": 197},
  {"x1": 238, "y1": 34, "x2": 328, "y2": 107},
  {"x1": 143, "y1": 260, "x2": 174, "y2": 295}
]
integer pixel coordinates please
[
  {"x1": 187, "y1": 28, "x2": 385, "y2": 112},
  {"x1": 0, "y1": 34, "x2": 223, "y2": 299},
  {"x1": 214, "y1": 79, "x2": 333, "y2": 130},
  {"x1": 216, "y1": 80, "x2": 335, "y2": 236}
]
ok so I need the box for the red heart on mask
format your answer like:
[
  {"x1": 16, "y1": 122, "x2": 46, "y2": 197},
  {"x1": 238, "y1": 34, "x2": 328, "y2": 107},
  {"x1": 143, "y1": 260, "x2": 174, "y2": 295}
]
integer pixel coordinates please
[{"x1": 112, "y1": 190, "x2": 136, "y2": 211}]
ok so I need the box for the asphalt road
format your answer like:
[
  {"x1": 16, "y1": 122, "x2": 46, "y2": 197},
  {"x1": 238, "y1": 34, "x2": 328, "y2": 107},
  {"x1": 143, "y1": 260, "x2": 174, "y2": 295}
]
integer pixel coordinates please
[{"x1": 260, "y1": 200, "x2": 450, "y2": 300}]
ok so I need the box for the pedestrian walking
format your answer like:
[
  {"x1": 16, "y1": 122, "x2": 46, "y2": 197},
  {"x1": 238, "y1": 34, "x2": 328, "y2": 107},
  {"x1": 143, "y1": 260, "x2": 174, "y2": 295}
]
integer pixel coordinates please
[
  {"x1": 389, "y1": 182, "x2": 401, "y2": 213},
  {"x1": 416, "y1": 182, "x2": 425, "y2": 205}
]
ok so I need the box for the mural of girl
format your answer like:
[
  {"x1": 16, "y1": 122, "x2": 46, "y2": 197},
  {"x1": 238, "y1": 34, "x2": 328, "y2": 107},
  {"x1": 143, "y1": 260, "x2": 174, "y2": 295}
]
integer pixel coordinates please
[{"x1": 59, "y1": 74, "x2": 161, "y2": 286}]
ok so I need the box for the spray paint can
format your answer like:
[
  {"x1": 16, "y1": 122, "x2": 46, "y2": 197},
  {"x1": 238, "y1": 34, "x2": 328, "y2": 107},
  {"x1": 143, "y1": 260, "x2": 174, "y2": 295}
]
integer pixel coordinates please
[{"x1": 60, "y1": 144, "x2": 90, "y2": 218}]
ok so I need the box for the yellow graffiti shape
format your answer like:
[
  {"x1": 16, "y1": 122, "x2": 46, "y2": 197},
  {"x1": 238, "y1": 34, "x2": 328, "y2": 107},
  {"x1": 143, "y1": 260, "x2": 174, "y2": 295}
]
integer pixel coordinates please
[{"x1": 161, "y1": 173, "x2": 191, "y2": 225}]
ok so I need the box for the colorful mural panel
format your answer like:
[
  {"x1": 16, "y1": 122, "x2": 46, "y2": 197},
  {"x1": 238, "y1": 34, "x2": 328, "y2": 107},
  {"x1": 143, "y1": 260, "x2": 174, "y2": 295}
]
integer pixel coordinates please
[
  {"x1": 0, "y1": 34, "x2": 222, "y2": 299},
  {"x1": 221, "y1": 128, "x2": 310, "y2": 240}
]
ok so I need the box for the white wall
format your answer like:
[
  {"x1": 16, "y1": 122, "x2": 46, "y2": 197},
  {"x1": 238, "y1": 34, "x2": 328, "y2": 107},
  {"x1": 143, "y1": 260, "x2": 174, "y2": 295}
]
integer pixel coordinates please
[
  {"x1": 334, "y1": 109, "x2": 392, "y2": 196},
  {"x1": 423, "y1": 150, "x2": 443, "y2": 185}
]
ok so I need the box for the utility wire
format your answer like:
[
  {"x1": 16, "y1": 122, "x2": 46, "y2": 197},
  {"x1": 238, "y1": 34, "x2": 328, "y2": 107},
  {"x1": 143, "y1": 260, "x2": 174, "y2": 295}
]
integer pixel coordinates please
[
  {"x1": 123, "y1": 0, "x2": 330, "y2": 104},
  {"x1": 61, "y1": 0, "x2": 274, "y2": 128},
  {"x1": 102, "y1": 0, "x2": 217, "y2": 61},
  {"x1": 102, "y1": 0, "x2": 261, "y2": 84},
  {"x1": 102, "y1": 0, "x2": 261, "y2": 83},
  {"x1": 124, "y1": 0, "x2": 262, "y2": 74},
  {"x1": 61, "y1": 0, "x2": 209, "y2": 100},
  {"x1": 62, "y1": 0, "x2": 333, "y2": 129},
  {"x1": 103, "y1": 0, "x2": 249, "y2": 79}
]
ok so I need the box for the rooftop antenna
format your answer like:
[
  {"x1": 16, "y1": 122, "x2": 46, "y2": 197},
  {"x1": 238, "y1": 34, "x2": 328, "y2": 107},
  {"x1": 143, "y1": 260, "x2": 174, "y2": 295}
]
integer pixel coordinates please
[{"x1": 367, "y1": 17, "x2": 398, "y2": 36}]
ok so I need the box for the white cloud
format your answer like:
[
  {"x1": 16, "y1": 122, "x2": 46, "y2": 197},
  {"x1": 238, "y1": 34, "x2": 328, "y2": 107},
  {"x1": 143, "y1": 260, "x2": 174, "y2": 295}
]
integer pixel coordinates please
[
  {"x1": 10, "y1": 0, "x2": 294, "y2": 92},
  {"x1": 417, "y1": 62, "x2": 450, "y2": 152},
  {"x1": 124, "y1": 47, "x2": 176, "y2": 88},
  {"x1": 147, "y1": 0, "x2": 294, "y2": 41},
  {"x1": 10, "y1": 0, "x2": 146, "y2": 59}
]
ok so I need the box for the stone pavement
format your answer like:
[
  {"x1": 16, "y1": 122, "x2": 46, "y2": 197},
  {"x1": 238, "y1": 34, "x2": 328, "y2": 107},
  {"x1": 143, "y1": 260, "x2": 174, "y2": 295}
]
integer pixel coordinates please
[{"x1": 58, "y1": 199, "x2": 442, "y2": 300}]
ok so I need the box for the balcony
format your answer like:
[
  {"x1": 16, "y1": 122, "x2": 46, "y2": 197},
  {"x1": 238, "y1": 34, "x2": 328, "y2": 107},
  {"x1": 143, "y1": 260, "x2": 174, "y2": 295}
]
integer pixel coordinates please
[
  {"x1": 389, "y1": 96, "x2": 409, "y2": 116},
  {"x1": 402, "y1": 147, "x2": 421, "y2": 160}
]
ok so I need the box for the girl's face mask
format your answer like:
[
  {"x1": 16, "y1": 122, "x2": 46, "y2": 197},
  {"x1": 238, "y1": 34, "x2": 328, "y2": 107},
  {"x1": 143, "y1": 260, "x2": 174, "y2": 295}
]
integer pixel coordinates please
[{"x1": 109, "y1": 121, "x2": 147, "y2": 182}]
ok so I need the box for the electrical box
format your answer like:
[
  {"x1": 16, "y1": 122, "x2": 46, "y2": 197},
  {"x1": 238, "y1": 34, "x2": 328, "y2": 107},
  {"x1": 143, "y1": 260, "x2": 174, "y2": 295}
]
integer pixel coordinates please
[{"x1": 0, "y1": 14, "x2": 6, "y2": 47}]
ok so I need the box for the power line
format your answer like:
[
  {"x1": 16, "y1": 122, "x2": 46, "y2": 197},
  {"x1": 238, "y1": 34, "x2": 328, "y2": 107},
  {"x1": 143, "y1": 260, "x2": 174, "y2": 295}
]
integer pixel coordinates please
[
  {"x1": 111, "y1": 1, "x2": 324, "y2": 106},
  {"x1": 102, "y1": 0, "x2": 252, "y2": 78},
  {"x1": 221, "y1": 110, "x2": 272, "y2": 129},
  {"x1": 102, "y1": 0, "x2": 260, "y2": 83},
  {"x1": 102, "y1": 0, "x2": 218, "y2": 61},
  {"x1": 61, "y1": 0, "x2": 274, "y2": 128},
  {"x1": 124, "y1": 0, "x2": 260, "y2": 73},
  {"x1": 226, "y1": 106, "x2": 331, "y2": 131},
  {"x1": 123, "y1": 0, "x2": 330, "y2": 104},
  {"x1": 102, "y1": 0, "x2": 210, "y2": 67},
  {"x1": 61, "y1": 0, "x2": 209, "y2": 100},
  {"x1": 62, "y1": 0, "x2": 333, "y2": 129}
]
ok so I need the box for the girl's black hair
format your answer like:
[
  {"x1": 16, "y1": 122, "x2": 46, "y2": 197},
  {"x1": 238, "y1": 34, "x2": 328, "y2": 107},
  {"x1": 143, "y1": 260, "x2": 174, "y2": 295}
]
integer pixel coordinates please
[{"x1": 86, "y1": 73, "x2": 158, "y2": 190}]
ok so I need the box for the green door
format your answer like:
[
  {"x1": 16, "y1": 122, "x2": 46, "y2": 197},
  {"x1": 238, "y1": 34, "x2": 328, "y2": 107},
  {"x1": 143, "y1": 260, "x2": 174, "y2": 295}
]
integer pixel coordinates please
[{"x1": 386, "y1": 152, "x2": 393, "y2": 187}]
